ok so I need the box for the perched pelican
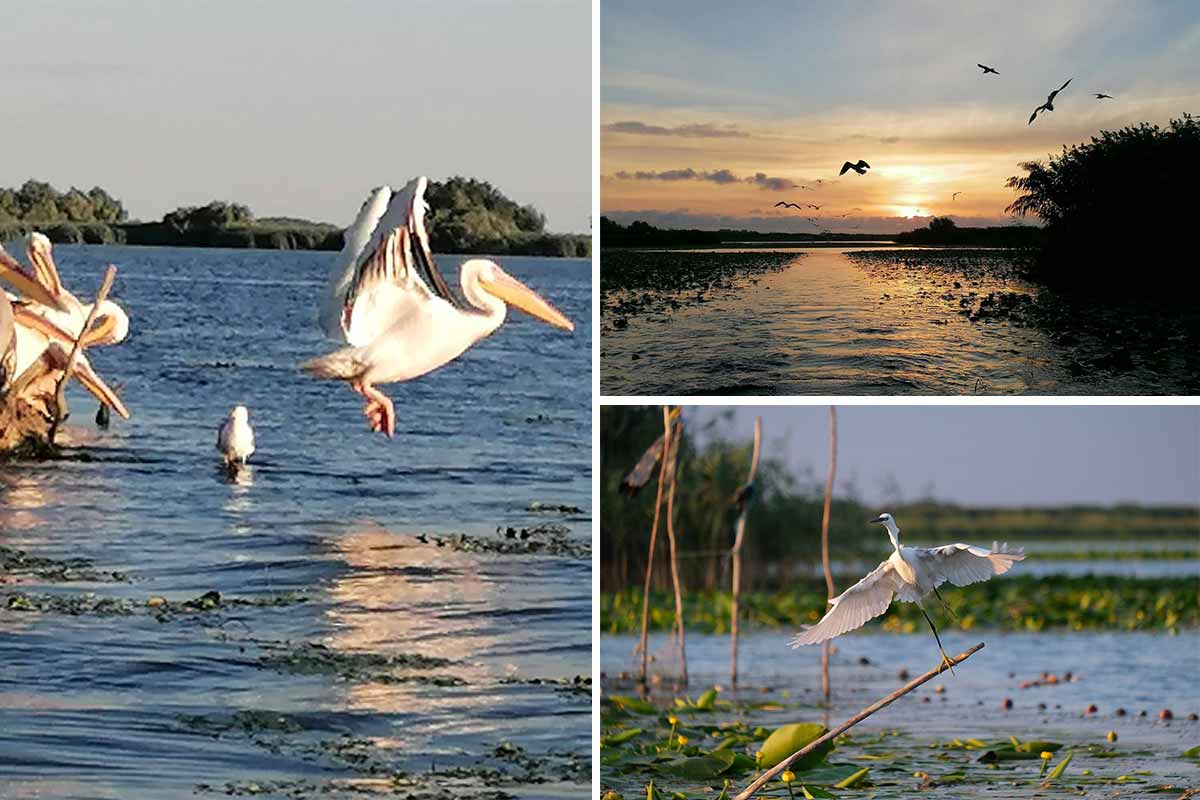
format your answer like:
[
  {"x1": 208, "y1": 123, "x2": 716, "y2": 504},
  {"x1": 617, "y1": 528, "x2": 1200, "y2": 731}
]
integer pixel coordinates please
[
  {"x1": 977, "y1": 63, "x2": 1000, "y2": 75},
  {"x1": 0, "y1": 238, "x2": 129, "y2": 417},
  {"x1": 1094, "y1": 93, "x2": 1113, "y2": 100},
  {"x1": 305, "y1": 177, "x2": 574, "y2": 438},
  {"x1": 2, "y1": 233, "x2": 129, "y2": 346},
  {"x1": 217, "y1": 405, "x2": 255, "y2": 465},
  {"x1": 791, "y1": 513, "x2": 1024, "y2": 672},
  {"x1": 1028, "y1": 78, "x2": 1072, "y2": 125},
  {"x1": 839, "y1": 160, "x2": 871, "y2": 176}
]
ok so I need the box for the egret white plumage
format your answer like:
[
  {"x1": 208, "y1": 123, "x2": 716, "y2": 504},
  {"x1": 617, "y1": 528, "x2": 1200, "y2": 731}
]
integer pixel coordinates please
[
  {"x1": 217, "y1": 405, "x2": 255, "y2": 465},
  {"x1": 791, "y1": 512, "x2": 1024, "y2": 673},
  {"x1": 304, "y1": 177, "x2": 574, "y2": 438}
]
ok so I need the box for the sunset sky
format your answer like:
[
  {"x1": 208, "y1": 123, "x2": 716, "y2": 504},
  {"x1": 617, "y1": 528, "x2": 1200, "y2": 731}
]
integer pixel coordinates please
[{"x1": 601, "y1": 0, "x2": 1200, "y2": 233}]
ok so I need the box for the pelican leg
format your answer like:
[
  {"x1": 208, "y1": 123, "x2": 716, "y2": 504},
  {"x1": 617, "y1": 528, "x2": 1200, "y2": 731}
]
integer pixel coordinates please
[
  {"x1": 919, "y1": 604, "x2": 956, "y2": 676},
  {"x1": 358, "y1": 381, "x2": 395, "y2": 438}
]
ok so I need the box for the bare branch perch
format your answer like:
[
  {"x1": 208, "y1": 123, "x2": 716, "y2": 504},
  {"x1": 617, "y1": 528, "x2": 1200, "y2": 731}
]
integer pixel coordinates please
[
  {"x1": 731, "y1": 416, "x2": 762, "y2": 687},
  {"x1": 663, "y1": 405, "x2": 687, "y2": 685},
  {"x1": 730, "y1": 642, "x2": 986, "y2": 800},
  {"x1": 48, "y1": 265, "x2": 116, "y2": 443},
  {"x1": 820, "y1": 406, "x2": 837, "y2": 699}
]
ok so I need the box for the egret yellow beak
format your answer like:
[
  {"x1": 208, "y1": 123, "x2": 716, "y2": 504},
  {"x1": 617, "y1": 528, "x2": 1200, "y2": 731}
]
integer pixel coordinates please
[
  {"x1": 0, "y1": 254, "x2": 71, "y2": 313},
  {"x1": 482, "y1": 272, "x2": 574, "y2": 332}
]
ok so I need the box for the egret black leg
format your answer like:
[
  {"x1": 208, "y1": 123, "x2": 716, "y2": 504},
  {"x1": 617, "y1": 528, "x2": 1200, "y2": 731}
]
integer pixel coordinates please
[
  {"x1": 932, "y1": 585, "x2": 958, "y2": 619},
  {"x1": 919, "y1": 605, "x2": 956, "y2": 676}
]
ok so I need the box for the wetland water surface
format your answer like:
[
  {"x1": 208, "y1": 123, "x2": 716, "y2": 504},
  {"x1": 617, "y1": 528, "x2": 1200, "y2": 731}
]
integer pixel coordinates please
[
  {"x1": 0, "y1": 245, "x2": 591, "y2": 799},
  {"x1": 601, "y1": 631, "x2": 1200, "y2": 798},
  {"x1": 600, "y1": 247, "x2": 1200, "y2": 395}
]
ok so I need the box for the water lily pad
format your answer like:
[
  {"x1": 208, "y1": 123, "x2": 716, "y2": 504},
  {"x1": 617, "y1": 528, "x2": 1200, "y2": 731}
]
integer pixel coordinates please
[
  {"x1": 605, "y1": 728, "x2": 644, "y2": 746},
  {"x1": 833, "y1": 766, "x2": 870, "y2": 788},
  {"x1": 609, "y1": 696, "x2": 657, "y2": 715},
  {"x1": 1183, "y1": 746, "x2": 1200, "y2": 759},
  {"x1": 695, "y1": 688, "x2": 718, "y2": 710},
  {"x1": 663, "y1": 750, "x2": 736, "y2": 780},
  {"x1": 758, "y1": 722, "x2": 831, "y2": 770}
]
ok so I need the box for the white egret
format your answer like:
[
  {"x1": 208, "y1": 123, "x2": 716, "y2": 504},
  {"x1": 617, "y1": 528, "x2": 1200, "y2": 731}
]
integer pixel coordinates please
[
  {"x1": 791, "y1": 513, "x2": 1024, "y2": 672},
  {"x1": 217, "y1": 405, "x2": 255, "y2": 465},
  {"x1": 304, "y1": 176, "x2": 574, "y2": 438}
]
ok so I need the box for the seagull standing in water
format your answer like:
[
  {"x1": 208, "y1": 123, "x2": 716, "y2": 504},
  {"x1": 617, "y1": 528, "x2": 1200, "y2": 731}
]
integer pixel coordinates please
[
  {"x1": 218, "y1": 405, "x2": 256, "y2": 466},
  {"x1": 1028, "y1": 78, "x2": 1072, "y2": 125},
  {"x1": 791, "y1": 513, "x2": 1024, "y2": 673}
]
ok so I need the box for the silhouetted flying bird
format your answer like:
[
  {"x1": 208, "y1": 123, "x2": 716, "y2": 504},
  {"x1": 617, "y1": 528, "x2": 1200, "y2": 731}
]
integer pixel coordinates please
[
  {"x1": 839, "y1": 160, "x2": 871, "y2": 176},
  {"x1": 977, "y1": 64, "x2": 999, "y2": 75},
  {"x1": 1028, "y1": 78, "x2": 1072, "y2": 125}
]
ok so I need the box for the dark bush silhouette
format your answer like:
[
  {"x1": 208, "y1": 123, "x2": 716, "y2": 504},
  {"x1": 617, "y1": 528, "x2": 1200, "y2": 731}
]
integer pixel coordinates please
[{"x1": 1006, "y1": 113, "x2": 1199, "y2": 294}]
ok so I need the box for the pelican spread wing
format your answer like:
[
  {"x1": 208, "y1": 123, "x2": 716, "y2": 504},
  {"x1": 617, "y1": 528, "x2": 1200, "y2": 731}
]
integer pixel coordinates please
[
  {"x1": 320, "y1": 177, "x2": 466, "y2": 348},
  {"x1": 791, "y1": 560, "x2": 901, "y2": 646}
]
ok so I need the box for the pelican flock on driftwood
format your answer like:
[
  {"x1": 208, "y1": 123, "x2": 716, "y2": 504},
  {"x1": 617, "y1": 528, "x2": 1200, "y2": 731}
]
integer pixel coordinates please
[{"x1": 0, "y1": 234, "x2": 131, "y2": 449}]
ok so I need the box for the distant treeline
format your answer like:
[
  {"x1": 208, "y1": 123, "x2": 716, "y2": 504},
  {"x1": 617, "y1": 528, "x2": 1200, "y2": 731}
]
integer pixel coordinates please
[
  {"x1": 600, "y1": 216, "x2": 884, "y2": 247},
  {"x1": 601, "y1": 406, "x2": 1199, "y2": 593},
  {"x1": 893, "y1": 216, "x2": 1045, "y2": 247},
  {"x1": 0, "y1": 177, "x2": 589, "y2": 257}
]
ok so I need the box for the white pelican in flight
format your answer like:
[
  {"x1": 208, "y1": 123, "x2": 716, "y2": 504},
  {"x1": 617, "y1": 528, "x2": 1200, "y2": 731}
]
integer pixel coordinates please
[
  {"x1": 304, "y1": 177, "x2": 574, "y2": 437},
  {"x1": 791, "y1": 512, "x2": 1024, "y2": 672},
  {"x1": 0, "y1": 238, "x2": 130, "y2": 417}
]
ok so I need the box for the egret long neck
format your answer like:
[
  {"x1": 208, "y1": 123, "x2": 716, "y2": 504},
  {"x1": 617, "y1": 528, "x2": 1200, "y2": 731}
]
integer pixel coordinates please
[{"x1": 883, "y1": 519, "x2": 901, "y2": 552}]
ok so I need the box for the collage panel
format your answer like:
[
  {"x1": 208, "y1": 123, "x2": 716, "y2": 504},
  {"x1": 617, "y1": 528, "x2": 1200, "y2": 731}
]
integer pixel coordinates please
[
  {"x1": 599, "y1": 405, "x2": 1200, "y2": 798},
  {"x1": 1, "y1": 2, "x2": 591, "y2": 799},
  {"x1": 599, "y1": 1, "x2": 1200, "y2": 396}
]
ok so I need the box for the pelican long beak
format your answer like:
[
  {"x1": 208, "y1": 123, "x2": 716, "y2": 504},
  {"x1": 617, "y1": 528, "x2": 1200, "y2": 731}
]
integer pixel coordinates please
[
  {"x1": 10, "y1": 306, "x2": 78, "y2": 344},
  {"x1": 0, "y1": 253, "x2": 71, "y2": 313},
  {"x1": 70, "y1": 356, "x2": 131, "y2": 419},
  {"x1": 482, "y1": 271, "x2": 575, "y2": 332},
  {"x1": 26, "y1": 235, "x2": 65, "y2": 298},
  {"x1": 82, "y1": 313, "x2": 121, "y2": 347}
]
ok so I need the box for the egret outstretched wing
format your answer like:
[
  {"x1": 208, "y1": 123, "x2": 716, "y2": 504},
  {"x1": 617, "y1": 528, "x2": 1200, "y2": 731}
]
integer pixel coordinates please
[
  {"x1": 791, "y1": 560, "x2": 902, "y2": 646},
  {"x1": 919, "y1": 542, "x2": 1025, "y2": 588}
]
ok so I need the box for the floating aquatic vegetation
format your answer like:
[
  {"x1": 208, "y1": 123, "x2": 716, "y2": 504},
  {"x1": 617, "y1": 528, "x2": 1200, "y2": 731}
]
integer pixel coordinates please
[
  {"x1": 185, "y1": 710, "x2": 589, "y2": 798},
  {"x1": 415, "y1": 524, "x2": 590, "y2": 558},
  {"x1": 1, "y1": 588, "x2": 309, "y2": 620},
  {"x1": 0, "y1": 543, "x2": 129, "y2": 583},
  {"x1": 255, "y1": 640, "x2": 459, "y2": 686},
  {"x1": 601, "y1": 250, "x2": 799, "y2": 329}
]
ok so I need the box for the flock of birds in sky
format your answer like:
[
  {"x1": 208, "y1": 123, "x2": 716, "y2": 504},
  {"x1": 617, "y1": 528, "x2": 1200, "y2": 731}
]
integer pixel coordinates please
[
  {"x1": 1, "y1": 177, "x2": 574, "y2": 469},
  {"x1": 764, "y1": 64, "x2": 1117, "y2": 230}
]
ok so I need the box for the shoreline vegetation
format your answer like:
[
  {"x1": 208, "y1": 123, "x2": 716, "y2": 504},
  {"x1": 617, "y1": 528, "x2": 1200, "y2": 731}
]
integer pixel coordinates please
[{"x1": 0, "y1": 177, "x2": 589, "y2": 257}]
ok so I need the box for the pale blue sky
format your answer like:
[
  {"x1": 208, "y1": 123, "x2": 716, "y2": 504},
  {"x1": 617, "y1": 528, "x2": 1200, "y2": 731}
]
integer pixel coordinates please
[
  {"x1": 0, "y1": 0, "x2": 589, "y2": 231},
  {"x1": 690, "y1": 406, "x2": 1200, "y2": 507},
  {"x1": 602, "y1": 0, "x2": 1200, "y2": 230}
]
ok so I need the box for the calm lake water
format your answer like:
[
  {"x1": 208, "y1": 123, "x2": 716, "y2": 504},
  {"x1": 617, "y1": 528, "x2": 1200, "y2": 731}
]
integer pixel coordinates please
[
  {"x1": 600, "y1": 247, "x2": 1199, "y2": 395},
  {"x1": 602, "y1": 630, "x2": 1200, "y2": 796},
  {"x1": 0, "y1": 245, "x2": 592, "y2": 799}
]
